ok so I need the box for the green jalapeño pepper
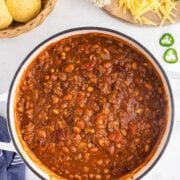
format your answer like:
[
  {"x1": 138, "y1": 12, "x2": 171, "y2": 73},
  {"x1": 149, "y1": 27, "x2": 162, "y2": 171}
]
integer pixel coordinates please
[
  {"x1": 159, "y1": 33, "x2": 174, "y2": 47},
  {"x1": 163, "y1": 48, "x2": 178, "y2": 64}
]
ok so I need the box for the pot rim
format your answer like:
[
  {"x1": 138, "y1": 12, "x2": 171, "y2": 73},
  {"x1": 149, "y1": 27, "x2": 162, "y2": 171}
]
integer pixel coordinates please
[{"x1": 7, "y1": 27, "x2": 174, "y2": 180}]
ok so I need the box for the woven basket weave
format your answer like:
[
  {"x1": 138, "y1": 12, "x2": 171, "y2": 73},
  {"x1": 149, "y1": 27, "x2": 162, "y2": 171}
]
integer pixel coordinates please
[{"x1": 0, "y1": 0, "x2": 57, "y2": 38}]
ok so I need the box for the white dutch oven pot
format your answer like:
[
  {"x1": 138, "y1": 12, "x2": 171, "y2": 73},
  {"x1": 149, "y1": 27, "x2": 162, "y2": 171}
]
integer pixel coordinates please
[{"x1": 0, "y1": 27, "x2": 175, "y2": 180}]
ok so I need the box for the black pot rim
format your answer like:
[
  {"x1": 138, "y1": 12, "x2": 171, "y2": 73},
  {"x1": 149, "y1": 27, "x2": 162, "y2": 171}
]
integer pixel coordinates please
[{"x1": 7, "y1": 26, "x2": 174, "y2": 180}]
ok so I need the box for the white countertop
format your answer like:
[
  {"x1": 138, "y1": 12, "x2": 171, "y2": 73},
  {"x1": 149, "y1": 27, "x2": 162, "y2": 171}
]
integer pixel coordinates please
[{"x1": 0, "y1": 0, "x2": 180, "y2": 179}]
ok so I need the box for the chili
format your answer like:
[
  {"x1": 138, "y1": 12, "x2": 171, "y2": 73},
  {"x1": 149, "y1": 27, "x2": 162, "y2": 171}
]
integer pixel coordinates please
[{"x1": 15, "y1": 33, "x2": 168, "y2": 179}]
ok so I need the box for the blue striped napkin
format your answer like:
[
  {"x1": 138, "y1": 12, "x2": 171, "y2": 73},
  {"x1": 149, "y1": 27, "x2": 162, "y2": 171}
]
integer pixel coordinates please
[{"x1": 0, "y1": 116, "x2": 25, "y2": 180}]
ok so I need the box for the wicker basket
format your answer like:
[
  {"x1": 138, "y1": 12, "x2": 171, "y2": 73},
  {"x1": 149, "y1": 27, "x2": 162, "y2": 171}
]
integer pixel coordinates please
[{"x1": 0, "y1": 0, "x2": 57, "y2": 38}]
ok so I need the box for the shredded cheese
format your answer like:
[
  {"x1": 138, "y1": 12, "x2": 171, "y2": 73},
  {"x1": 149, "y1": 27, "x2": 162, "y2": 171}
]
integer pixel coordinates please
[
  {"x1": 118, "y1": 0, "x2": 177, "y2": 25},
  {"x1": 90, "y1": 0, "x2": 177, "y2": 25}
]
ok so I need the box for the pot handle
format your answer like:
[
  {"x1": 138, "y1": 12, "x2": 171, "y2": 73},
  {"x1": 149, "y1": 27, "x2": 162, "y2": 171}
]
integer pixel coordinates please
[
  {"x1": 166, "y1": 71, "x2": 180, "y2": 130},
  {"x1": 0, "y1": 91, "x2": 8, "y2": 103},
  {"x1": 168, "y1": 71, "x2": 180, "y2": 103},
  {"x1": 0, "y1": 142, "x2": 16, "y2": 152},
  {"x1": 0, "y1": 91, "x2": 16, "y2": 152}
]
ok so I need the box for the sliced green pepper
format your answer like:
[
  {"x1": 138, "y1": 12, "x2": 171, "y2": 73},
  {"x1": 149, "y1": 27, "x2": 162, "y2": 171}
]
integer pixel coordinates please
[
  {"x1": 163, "y1": 48, "x2": 178, "y2": 64},
  {"x1": 159, "y1": 33, "x2": 174, "y2": 47}
]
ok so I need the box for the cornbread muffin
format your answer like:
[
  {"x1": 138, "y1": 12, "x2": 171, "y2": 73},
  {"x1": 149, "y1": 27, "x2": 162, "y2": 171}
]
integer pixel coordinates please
[
  {"x1": 6, "y1": 0, "x2": 41, "y2": 22},
  {"x1": 0, "y1": 0, "x2": 13, "y2": 29}
]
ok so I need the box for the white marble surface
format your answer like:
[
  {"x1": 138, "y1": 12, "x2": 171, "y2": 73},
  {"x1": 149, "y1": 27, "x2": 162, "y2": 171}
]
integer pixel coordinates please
[{"x1": 0, "y1": 0, "x2": 180, "y2": 179}]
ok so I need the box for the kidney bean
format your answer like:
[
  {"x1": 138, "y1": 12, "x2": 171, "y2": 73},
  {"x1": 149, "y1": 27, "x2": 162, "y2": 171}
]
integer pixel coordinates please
[
  {"x1": 89, "y1": 173, "x2": 94, "y2": 179},
  {"x1": 98, "y1": 139, "x2": 105, "y2": 147},
  {"x1": 51, "y1": 95, "x2": 59, "y2": 104},
  {"x1": 135, "y1": 137, "x2": 141, "y2": 143},
  {"x1": 34, "y1": 129, "x2": 47, "y2": 146},
  {"x1": 115, "y1": 143, "x2": 121, "y2": 149},
  {"x1": 135, "y1": 108, "x2": 143, "y2": 114},
  {"x1": 107, "y1": 145, "x2": 115, "y2": 155},
  {"x1": 90, "y1": 147, "x2": 98, "y2": 153},
  {"x1": 63, "y1": 94, "x2": 72, "y2": 101},
  {"x1": 64, "y1": 46, "x2": 70, "y2": 52},
  {"x1": 65, "y1": 170, "x2": 70, "y2": 175},
  {"x1": 87, "y1": 86, "x2": 94, "y2": 92},
  {"x1": 104, "y1": 168, "x2": 109, "y2": 174},
  {"x1": 127, "y1": 155, "x2": 134, "y2": 161},
  {"x1": 70, "y1": 146, "x2": 77, "y2": 153},
  {"x1": 74, "y1": 108, "x2": 83, "y2": 117},
  {"x1": 57, "y1": 128, "x2": 65, "y2": 140},
  {"x1": 44, "y1": 75, "x2": 50, "y2": 81},
  {"x1": 109, "y1": 131, "x2": 122, "y2": 143},
  {"x1": 95, "y1": 113, "x2": 106, "y2": 126},
  {"x1": 59, "y1": 72, "x2": 67, "y2": 81},
  {"x1": 82, "y1": 174, "x2": 89, "y2": 180},
  {"x1": 83, "y1": 166, "x2": 89, "y2": 173},
  {"x1": 50, "y1": 74, "x2": 57, "y2": 81},
  {"x1": 145, "y1": 144, "x2": 150, "y2": 152},
  {"x1": 62, "y1": 146, "x2": 70, "y2": 154},
  {"x1": 73, "y1": 126, "x2": 81, "y2": 134},
  {"x1": 121, "y1": 129, "x2": 127, "y2": 137},
  {"x1": 61, "y1": 52, "x2": 66, "y2": 60},
  {"x1": 95, "y1": 174, "x2": 102, "y2": 180},
  {"x1": 74, "y1": 174, "x2": 81, "y2": 180},
  {"x1": 65, "y1": 64, "x2": 74, "y2": 73},
  {"x1": 76, "y1": 120, "x2": 85, "y2": 130},
  {"x1": 97, "y1": 159, "x2": 103, "y2": 166},
  {"x1": 132, "y1": 62, "x2": 137, "y2": 70},
  {"x1": 52, "y1": 108, "x2": 59, "y2": 114},
  {"x1": 69, "y1": 174, "x2": 74, "y2": 179}
]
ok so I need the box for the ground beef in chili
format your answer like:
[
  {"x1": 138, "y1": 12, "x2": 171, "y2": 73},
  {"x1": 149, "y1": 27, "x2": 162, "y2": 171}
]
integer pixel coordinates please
[{"x1": 15, "y1": 33, "x2": 167, "y2": 180}]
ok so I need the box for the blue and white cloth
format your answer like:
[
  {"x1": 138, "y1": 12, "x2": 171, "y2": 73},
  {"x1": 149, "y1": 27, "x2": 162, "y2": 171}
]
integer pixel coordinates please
[{"x1": 0, "y1": 116, "x2": 25, "y2": 180}]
